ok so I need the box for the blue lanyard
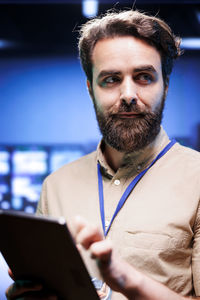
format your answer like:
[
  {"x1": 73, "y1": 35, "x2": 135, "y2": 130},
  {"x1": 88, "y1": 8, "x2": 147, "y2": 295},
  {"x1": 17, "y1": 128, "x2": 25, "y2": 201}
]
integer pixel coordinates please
[{"x1": 97, "y1": 139, "x2": 176, "y2": 236}]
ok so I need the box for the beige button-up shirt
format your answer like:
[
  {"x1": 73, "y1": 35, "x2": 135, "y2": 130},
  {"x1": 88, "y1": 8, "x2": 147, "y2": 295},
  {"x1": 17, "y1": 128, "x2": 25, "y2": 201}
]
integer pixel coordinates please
[{"x1": 37, "y1": 128, "x2": 200, "y2": 298}]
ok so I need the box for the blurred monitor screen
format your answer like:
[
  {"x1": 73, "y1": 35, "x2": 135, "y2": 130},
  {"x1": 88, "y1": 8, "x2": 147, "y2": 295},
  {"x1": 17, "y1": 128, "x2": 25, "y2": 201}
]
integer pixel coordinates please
[
  {"x1": 0, "y1": 148, "x2": 10, "y2": 176},
  {"x1": 12, "y1": 149, "x2": 48, "y2": 175},
  {"x1": 50, "y1": 148, "x2": 84, "y2": 173},
  {"x1": 0, "y1": 144, "x2": 88, "y2": 213}
]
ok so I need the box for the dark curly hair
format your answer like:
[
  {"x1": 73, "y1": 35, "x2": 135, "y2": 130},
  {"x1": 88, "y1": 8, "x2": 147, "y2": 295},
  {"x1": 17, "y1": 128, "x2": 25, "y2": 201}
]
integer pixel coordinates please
[{"x1": 78, "y1": 10, "x2": 182, "y2": 87}]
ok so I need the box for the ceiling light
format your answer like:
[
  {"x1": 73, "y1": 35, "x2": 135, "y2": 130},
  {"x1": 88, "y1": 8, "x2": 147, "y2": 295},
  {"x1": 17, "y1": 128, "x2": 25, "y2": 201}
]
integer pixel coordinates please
[
  {"x1": 181, "y1": 38, "x2": 200, "y2": 50},
  {"x1": 82, "y1": 0, "x2": 98, "y2": 18}
]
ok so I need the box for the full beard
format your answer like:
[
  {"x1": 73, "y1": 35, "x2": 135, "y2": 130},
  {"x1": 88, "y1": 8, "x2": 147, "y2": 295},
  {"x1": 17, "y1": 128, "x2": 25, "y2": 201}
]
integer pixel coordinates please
[{"x1": 94, "y1": 97, "x2": 165, "y2": 153}]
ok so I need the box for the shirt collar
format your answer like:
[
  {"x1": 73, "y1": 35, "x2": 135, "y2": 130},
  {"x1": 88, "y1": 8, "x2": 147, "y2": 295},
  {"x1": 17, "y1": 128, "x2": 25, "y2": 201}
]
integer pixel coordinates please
[{"x1": 97, "y1": 126, "x2": 170, "y2": 180}]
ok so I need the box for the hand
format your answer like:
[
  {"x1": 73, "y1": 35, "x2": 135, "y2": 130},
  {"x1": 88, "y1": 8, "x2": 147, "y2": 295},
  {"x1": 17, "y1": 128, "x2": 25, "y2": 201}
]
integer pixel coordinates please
[
  {"x1": 73, "y1": 216, "x2": 135, "y2": 295},
  {"x1": 6, "y1": 269, "x2": 57, "y2": 300},
  {"x1": 73, "y1": 216, "x2": 191, "y2": 300}
]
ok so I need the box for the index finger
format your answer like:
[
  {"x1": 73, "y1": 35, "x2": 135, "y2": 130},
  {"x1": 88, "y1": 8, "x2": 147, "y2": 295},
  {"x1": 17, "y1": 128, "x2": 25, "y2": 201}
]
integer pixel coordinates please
[
  {"x1": 6, "y1": 280, "x2": 43, "y2": 300},
  {"x1": 72, "y1": 215, "x2": 89, "y2": 237},
  {"x1": 8, "y1": 268, "x2": 15, "y2": 280}
]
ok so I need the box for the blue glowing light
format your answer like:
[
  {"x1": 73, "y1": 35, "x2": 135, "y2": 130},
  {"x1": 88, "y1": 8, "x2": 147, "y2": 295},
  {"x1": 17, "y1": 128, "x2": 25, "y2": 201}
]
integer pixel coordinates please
[
  {"x1": 82, "y1": 0, "x2": 98, "y2": 18},
  {"x1": 181, "y1": 38, "x2": 200, "y2": 50},
  {"x1": 0, "y1": 40, "x2": 14, "y2": 49}
]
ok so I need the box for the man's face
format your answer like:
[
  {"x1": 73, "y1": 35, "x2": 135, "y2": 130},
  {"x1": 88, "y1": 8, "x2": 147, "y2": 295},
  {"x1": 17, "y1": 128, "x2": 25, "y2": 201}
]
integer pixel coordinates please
[{"x1": 88, "y1": 36, "x2": 167, "y2": 152}]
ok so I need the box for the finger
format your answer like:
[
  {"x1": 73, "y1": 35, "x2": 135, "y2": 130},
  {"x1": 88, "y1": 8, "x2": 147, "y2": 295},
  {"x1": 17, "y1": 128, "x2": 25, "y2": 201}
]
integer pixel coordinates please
[
  {"x1": 97, "y1": 282, "x2": 110, "y2": 299},
  {"x1": 8, "y1": 268, "x2": 15, "y2": 280},
  {"x1": 6, "y1": 281, "x2": 43, "y2": 299},
  {"x1": 73, "y1": 215, "x2": 89, "y2": 238},
  {"x1": 90, "y1": 239, "x2": 112, "y2": 264},
  {"x1": 76, "y1": 243, "x2": 82, "y2": 252},
  {"x1": 16, "y1": 293, "x2": 57, "y2": 300},
  {"x1": 76, "y1": 224, "x2": 104, "y2": 249}
]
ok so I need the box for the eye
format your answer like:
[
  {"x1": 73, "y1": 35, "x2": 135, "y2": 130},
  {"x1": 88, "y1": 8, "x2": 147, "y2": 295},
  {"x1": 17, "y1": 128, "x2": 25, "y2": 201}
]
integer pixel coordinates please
[
  {"x1": 135, "y1": 73, "x2": 154, "y2": 84},
  {"x1": 101, "y1": 76, "x2": 120, "y2": 87}
]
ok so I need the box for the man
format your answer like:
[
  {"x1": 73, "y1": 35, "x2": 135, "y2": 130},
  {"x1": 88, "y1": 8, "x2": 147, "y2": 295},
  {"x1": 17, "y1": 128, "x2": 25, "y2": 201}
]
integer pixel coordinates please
[{"x1": 6, "y1": 9, "x2": 200, "y2": 300}]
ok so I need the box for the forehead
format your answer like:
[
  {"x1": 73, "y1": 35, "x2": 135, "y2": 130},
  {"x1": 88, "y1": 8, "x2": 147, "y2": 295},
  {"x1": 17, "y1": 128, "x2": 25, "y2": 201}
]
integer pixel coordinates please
[{"x1": 91, "y1": 36, "x2": 162, "y2": 76}]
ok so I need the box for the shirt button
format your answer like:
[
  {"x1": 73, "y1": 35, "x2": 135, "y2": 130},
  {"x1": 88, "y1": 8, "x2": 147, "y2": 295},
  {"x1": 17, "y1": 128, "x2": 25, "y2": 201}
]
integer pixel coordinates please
[{"x1": 114, "y1": 179, "x2": 120, "y2": 186}]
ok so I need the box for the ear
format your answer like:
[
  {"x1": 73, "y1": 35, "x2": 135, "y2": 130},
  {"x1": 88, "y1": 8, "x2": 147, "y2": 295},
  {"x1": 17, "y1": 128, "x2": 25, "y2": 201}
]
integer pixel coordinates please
[
  {"x1": 164, "y1": 84, "x2": 168, "y2": 99},
  {"x1": 87, "y1": 80, "x2": 94, "y2": 99},
  {"x1": 164, "y1": 76, "x2": 169, "y2": 98}
]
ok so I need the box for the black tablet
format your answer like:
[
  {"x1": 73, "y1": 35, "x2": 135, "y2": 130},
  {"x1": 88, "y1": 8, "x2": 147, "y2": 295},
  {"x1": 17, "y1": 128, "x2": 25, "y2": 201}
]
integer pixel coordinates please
[{"x1": 0, "y1": 210, "x2": 99, "y2": 300}]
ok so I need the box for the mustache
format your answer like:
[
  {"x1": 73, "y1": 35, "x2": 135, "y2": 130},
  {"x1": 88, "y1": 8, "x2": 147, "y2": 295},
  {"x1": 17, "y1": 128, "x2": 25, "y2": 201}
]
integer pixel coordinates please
[{"x1": 111, "y1": 101, "x2": 148, "y2": 115}]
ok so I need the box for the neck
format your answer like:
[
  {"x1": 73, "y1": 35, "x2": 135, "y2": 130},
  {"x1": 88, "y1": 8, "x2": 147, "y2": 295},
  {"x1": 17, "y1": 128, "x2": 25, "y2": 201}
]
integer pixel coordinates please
[{"x1": 104, "y1": 143, "x2": 124, "y2": 172}]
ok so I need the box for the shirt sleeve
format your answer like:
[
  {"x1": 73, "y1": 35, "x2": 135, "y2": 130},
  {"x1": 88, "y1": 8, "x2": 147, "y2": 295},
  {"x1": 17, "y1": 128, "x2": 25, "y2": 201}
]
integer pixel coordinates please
[{"x1": 192, "y1": 199, "x2": 200, "y2": 296}]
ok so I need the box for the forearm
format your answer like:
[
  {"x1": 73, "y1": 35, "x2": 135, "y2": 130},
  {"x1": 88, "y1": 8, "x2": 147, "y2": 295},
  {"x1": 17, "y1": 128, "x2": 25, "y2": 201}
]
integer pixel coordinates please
[
  {"x1": 120, "y1": 265, "x2": 199, "y2": 300},
  {"x1": 126, "y1": 272, "x2": 182, "y2": 300}
]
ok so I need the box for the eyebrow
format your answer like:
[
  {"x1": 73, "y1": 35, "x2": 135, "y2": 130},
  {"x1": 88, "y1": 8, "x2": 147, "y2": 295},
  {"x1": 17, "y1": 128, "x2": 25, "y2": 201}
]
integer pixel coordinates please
[
  {"x1": 97, "y1": 70, "x2": 121, "y2": 80},
  {"x1": 133, "y1": 65, "x2": 157, "y2": 73},
  {"x1": 97, "y1": 65, "x2": 158, "y2": 80}
]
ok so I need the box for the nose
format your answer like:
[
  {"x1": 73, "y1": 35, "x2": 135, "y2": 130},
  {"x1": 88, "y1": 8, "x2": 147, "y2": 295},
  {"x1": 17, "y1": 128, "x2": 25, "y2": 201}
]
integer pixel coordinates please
[{"x1": 120, "y1": 78, "x2": 138, "y2": 105}]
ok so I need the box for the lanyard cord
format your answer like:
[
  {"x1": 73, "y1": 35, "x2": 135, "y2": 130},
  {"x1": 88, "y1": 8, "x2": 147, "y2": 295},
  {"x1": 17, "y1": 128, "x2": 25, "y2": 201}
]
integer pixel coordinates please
[{"x1": 97, "y1": 139, "x2": 176, "y2": 236}]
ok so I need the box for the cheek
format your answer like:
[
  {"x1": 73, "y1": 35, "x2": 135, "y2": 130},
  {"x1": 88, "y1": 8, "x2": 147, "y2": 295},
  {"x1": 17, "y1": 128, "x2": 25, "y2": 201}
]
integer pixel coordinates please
[
  {"x1": 93, "y1": 88, "x2": 120, "y2": 111},
  {"x1": 138, "y1": 86, "x2": 164, "y2": 110}
]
